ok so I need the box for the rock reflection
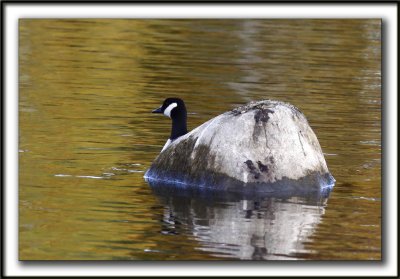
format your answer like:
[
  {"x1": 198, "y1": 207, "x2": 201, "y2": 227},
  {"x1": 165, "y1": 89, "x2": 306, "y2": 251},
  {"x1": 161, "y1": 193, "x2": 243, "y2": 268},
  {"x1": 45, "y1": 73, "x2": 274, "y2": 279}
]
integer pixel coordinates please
[{"x1": 149, "y1": 181, "x2": 331, "y2": 260}]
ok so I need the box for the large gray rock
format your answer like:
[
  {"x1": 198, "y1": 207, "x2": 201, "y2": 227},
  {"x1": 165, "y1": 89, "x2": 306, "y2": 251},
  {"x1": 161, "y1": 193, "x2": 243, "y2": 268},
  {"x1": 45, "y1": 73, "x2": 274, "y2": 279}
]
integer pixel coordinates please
[{"x1": 145, "y1": 100, "x2": 335, "y2": 193}]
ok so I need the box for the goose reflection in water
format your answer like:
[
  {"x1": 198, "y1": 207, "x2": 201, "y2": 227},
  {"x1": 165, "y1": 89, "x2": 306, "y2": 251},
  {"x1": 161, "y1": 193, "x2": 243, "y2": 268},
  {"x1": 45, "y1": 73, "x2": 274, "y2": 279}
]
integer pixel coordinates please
[{"x1": 149, "y1": 181, "x2": 331, "y2": 260}]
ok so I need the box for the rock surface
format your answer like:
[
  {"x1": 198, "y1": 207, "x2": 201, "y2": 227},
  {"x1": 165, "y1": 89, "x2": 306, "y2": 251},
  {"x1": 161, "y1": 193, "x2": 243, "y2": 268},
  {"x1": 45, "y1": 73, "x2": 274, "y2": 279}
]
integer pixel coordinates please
[{"x1": 145, "y1": 100, "x2": 335, "y2": 193}]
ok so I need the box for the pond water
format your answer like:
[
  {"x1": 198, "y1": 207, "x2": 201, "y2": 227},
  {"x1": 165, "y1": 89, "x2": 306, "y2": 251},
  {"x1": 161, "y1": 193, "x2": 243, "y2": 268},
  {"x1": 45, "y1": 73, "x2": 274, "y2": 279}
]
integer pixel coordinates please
[{"x1": 19, "y1": 19, "x2": 381, "y2": 260}]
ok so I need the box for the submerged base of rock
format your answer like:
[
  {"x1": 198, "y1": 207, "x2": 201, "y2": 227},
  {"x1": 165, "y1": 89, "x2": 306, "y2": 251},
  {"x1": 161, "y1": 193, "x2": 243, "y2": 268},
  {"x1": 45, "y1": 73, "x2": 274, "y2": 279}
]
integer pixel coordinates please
[
  {"x1": 146, "y1": 174, "x2": 334, "y2": 202},
  {"x1": 144, "y1": 169, "x2": 335, "y2": 197},
  {"x1": 145, "y1": 175, "x2": 335, "y2": 201},
  {"x1": 145, "y1": 99, "x2": 335, "y2": 193}
]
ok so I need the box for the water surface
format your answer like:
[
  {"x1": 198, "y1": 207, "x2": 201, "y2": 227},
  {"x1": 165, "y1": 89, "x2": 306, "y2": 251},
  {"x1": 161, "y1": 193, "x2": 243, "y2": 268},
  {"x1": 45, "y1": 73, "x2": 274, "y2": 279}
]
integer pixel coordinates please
[{"x1": 19, "y1": 19, "x2": 381, "y2": 260}]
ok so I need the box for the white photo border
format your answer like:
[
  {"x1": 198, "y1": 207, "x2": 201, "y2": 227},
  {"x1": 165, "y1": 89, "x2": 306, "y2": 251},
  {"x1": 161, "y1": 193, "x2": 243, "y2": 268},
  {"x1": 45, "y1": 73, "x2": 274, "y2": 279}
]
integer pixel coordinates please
[{"x1": 3, "y1": 2, "x2": 398, "y2": 277}]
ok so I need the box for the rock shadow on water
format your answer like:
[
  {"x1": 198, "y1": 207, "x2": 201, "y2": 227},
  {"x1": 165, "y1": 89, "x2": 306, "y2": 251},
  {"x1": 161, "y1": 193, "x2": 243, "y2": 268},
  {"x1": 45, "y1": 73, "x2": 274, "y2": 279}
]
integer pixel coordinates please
[{"x1": 145, "y1": 178, "x2": 333, "y2": 260}]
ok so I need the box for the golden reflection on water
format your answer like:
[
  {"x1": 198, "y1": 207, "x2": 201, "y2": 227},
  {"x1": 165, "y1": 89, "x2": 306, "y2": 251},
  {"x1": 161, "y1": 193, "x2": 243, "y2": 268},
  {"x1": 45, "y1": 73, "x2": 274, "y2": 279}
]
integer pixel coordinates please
[{"x1": 19, "y1": 19, "x2": 381, "y2": 260}]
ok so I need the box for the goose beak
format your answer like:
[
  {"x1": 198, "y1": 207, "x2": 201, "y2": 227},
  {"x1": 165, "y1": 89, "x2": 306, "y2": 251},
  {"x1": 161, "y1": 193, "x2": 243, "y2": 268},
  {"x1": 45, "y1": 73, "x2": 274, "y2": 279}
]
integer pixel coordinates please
[{"x1": 152, "y1": 106, "x2": 163, "y2": 113}]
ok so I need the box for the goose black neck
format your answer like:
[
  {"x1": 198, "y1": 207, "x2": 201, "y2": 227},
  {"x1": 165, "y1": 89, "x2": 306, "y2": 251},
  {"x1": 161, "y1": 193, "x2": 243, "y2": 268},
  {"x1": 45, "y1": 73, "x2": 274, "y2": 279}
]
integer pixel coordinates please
[{"x1": 170, "y1": 116, "x2": 187, "y2": 140}]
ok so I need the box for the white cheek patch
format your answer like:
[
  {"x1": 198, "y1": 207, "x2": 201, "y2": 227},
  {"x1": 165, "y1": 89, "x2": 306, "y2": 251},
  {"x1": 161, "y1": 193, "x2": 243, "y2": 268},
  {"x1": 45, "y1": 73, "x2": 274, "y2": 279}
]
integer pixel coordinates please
[{"x1": 163, "y1": 102, "x2": 177, "y2": 118}]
